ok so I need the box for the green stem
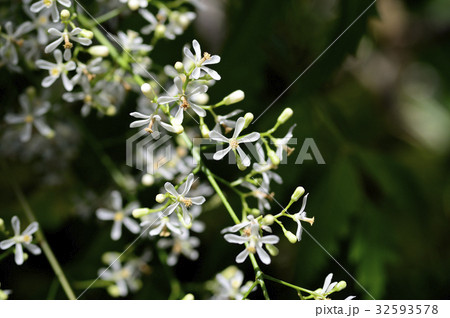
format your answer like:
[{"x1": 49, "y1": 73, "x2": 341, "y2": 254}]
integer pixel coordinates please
[
  {"x1": 263, "y1": 273, "x2": 317, "y2": 296},
  {"x1": 95, "y1": 8, "x2": 123, "y2": 24},
  {"x1": 3, "y1": 162, "x2": 76, "y2": 300},
  {"x1": 241, "y1": 280, "x2": 258, "y2": 300}
]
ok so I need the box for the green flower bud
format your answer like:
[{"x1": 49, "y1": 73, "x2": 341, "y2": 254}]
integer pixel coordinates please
[
  {"x1": 265, "y1": 244, "x2": 279, "y2": 256},
  {"x1": 141, "y1": 83, "x2": 156, "y2": 99},
  {"x1": 174, "y1": 61, "x2": 185, "y2": 73},
  {"x1": 60, "y1": 9, "x2": 70, "y2": 21},
  {"x1": 156, "y1": 194, "x2": 166, "y2": 203},
  {"x1": 267, "y1": 149, "x2": 280, "y2": 166},
  {"x1": 200, "y1": 123, "x2": 210, "y2": 138},
  {"x1": 277, "y1": 107, "x2": 293, "y2": 124},
  {"x1": 291, "y1": 186, "x2": 305, "y2": 202},
  {"x1": 333, "y1": 281, "x2": 347, "y2": 292},
  {"x1": 0, "y1": 218, "x2": 4, "y2": 232},
  {"x1": 249, "y1": 208, "x2": 261, "y2": 217},
  {"x1": 132, "y1": 208, "x2": 150, "y2": 218},
  {"x1": 223, "y1": 90, "x2": 245, "y2": 105},
  {"x1": 155, "y1": 24, "x2": 166, "y2": 38},
  {"x1": 243, "y1": 112, "x2": 254, "y2": 129},
  {"x1": 262, "y1": 214, "x2": 275, "y2": 226},
  {"x1": 182, "y1": 293, "x2": 195, "y2": 300},
  {"x1": 141, "y1": 173, "x2": 154, "y2": 186},
  {"x1": 80, "y1": 29, "x2": 94, "y2": 40},
  {"x1": 236, "y1": 154, "x2": 247, "y2": 171},
  {"x1": 107, "y1": 285, "x2": 121, "y2": 298},
  {"x1": 284, "y1": 230, "x2": 297, "y2": 244},
  {"x1": 106, "y1": 106, "x2": 116, "y2": 116},
  {"x1": 88, "y1": 45, "x2": 109, "y2": 57},
  {"x1": 128, "y1": 0, "x2": 140, "y2": 11}
]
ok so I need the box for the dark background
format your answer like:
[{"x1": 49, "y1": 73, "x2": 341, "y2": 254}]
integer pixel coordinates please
[{"x1": 1, "y1": 0, "x2": 449, "y2": 299}]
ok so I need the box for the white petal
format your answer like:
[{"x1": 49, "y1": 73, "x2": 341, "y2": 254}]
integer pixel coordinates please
[
  {"x1": 123, "y1": 217, "x2": 140, "y2": 234},
  {"x1": 209, "y1": 130, "x2": 229, "y2": 143},
  {"x1": 255, "y1": 245, "x2": 271, "y2": 265},
  {"x1": 22, "y1": 222, "x2": 39, "y2": 236},
  {"x1": 190, "y1": 196, "x2": 205, "y2": 205},
  {"x1": 111, "y1": 221, "x2": 122, "y2": 241},
  {"x1": 322, "y1": 273, "x2": 333, "y2": 292},
  {"x1": 232, "y1": 117, "x2": 245, "y2": 138},
  {"x1": 111, "y1": 191, "x2": 122, "y2": 210},
  {"x1": 11, "y1": 216, "x2": 20, "y2": 236},
  {"x1": 96, "y1": 208, "x2": 115, "y2": 220},
  {"x1": 239, "y1": 132, "x2": 260, "y2": 143},
  {"x1": 0, "y1": 239, "x2": 15, "y2": 250},
  {"x1": 213, "y1": 146, "x2": 232, "y2": 161},
  {"x1": 164, "y1": 182, "x2": 179, "y2": 197},
  {"x1": 192, "y1": 39, "x2": 201, "y2": 60},
  {"x1": 224, "y1": 234, "x2": 248, "y2": 244},
  {"x1": 25, "y1": 243, "x2": 42, "y2": 255},
  {"x1": 236, "y1": 146, "x2": 251, "y2": 167},
  {"x1": 235, "y1": 248, "x2": 249, "y2": 263},
  {"x1": 259, "y1": 235, "x2": 279, "y2": 245},
  {"x1": 44, "y1": 37, "x2": 63, "y2": 53},
  {"x1": 15, "y1": 243, "x2": 24, "y2": 265}
]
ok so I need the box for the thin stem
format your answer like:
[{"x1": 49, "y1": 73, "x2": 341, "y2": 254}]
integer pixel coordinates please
[
  {"x1": 263, "y1": 273, "x2": 317, "y2": 296},
  {"x1": 241, "y1": 280, "x2": 258, "y2": 300},
  {"x1": 249, "y1": 253, "x2": 270, "y2": 300},
  {"x1": 3, "y1": 162, "x2": 76, "y2": 300},
  {"x1": 95, "y1": 8, "x2": 123, "y2": 24}
]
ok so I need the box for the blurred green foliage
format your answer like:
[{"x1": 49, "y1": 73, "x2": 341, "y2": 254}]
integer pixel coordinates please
[{"x1": 1, "y1": 0, "x2": 449, "y2": 299}]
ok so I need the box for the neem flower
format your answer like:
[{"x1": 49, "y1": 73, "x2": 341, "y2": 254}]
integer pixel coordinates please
[{"x1": 184, "y1": 39, "x2": 221, "y2": 80}]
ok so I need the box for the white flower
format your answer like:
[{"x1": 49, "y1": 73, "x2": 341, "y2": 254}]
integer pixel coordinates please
[
  {"x1": 98, "y1": 253, "x2": 142, "y2": 297},
  {"x1": 120, "y1": 0, "x2": 148, "y2": 10},
  {"x1": 140, "y1": 211, "x2": 183, "y2": 237},
  {"x1": 316, "y1": 273, "x2": 338, "y2": 299},
  {"x1": 253, "y1": 142, "x2": 283, "y2": 186},
  {"x1": 157, "y1": 231, "x2": 200, "y2": 266},
  {"x1": 241, "y1": 182, "x2": 272, "y2": 212},
  {"x1": 30, "y1": 0, "x2": 72, "y2": 23},
  {"x1": 184, "y1": 39, "x2": 221, "y2": 80},
  {"x1": 275, "y1": 124, "x2": 296, "y2": 162},
  {"x1": 0, "y1": 21, "x2": 34, "y2": 65},
  {"x1": 163, "y1": 173, "x2": 206, "y2": 225},
  {"x1": 4, "y1": 93, "x2": 53, "y2": 142},
  {"x1": 63, "y1": 78, "x2": 111, "y2": 116},
  {"x1": 96, "y1": 191, "x2": 141, "y2": 241},
  {"x1": 212, "y1": 266, "x2": 255, "y2": 300},
  {"x1": 223, "y1": 215, "x2": 279, "y2": 265},
  {"x1": 139, "y1": 9, "x2": 174, "y2": 39},
  {"x1": 213, "y1": 109, "x2": 243, "y2": 133},
  {"x1": 129, "y1": 112, "x2": 177, "y2": 135},
  {"x1": 157, "y1": 76, "x2": 207, "y2": 124},
  {"x1": 23, "y1": 9, "x2": 55, "y2": 45},
  {"x1": 45, "y1": 28, "x2": 92, "y2": 61},
  {"x1": 209, "y1": 117, "x2": 260, "y2": 167},
  {"x1": 115, "y1": 30, "x2": 152, "y2": 54},
  {"x1": 35, "y1": 49, "x2": 76, "y2": 91},
  {"x1": 293, "y1": 193, "x2": 314, "y2": 241},
  {"x1": 0, "y1": 216, "x2": 41, "y2": 266}
]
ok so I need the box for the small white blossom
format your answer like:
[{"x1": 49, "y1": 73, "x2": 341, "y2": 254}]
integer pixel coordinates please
[
  {"x1": 157, "y1": 231, "x2": 200, "y2": 266},
  {"x1": 0, "y1": 283, "x2": 12, "y2": 300},
  {"x1": 184, "y1": 39, "x2": 221, "y2": 80},
  {"x1": 316, "y1": 273, "x2": 338, "y2": 299},
  {"x1": 0, "y1": 21, "x2": 34, "y2": 65},
  {"x1": 253, "y1": 142, "x2": 283, "y2": 186},
  {"x1": 223, "y1": 215, "x2": 279, "y2": 265},
  {"x1": 241, "y1": 182, "x2": 272, "y2": 212},
  {"x1": 120, "y1": 0, "x2": 148, "y2": 10},
  {"x1": 96, "y1": 191, "x2": 141, "y2": 241},
  {"x1": 45, "y1": 28, "x2": 92, "y2": 61},
  {"x1": 4, "y1": 93, "x2": 53, "y2": 142},
  {"x1": 213, "y1": 109, "x2": 243, "y2": 133},
  {"x1": 275, "y1": 124, "x2": 296, "y2": 162},
  {"x1": 293, "y1": 193, "x2": 314, "y2": 241},
  {"x1": 140, "y1": 211, "x2": 183, "y2": 237},
  {"x1": 0, "y1": 216, "x2": 41, "y2": 266},
  {"x1": 157, "y1": 76, "x2": 207, "y2": 124},
  {"x1": 209, "y1": 117, "x2": 260, "y2": 167},
  {"x1": 129, "y1": 112, "x2": 177, "y2": 135},
  {"x1": 163, "y1": 173, "x2": 206, "y2": 225},
  {"x1": 115, "y1": 30, "x2": 153, "y2": 54},
  {"x1": 211, "y1": 266, "x2": 255, "y2": 300},
  {"x1": 35, "y1": 49, "x2": 76, "y2": 91},
  {"x1": 30, "y1": 0, "x2": 72, "y2": 23}
]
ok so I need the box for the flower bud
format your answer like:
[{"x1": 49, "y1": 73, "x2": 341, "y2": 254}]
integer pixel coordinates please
[
  {"x1": 267, "y1": 149, "x2": 280, "y2": 166},
  {"x1": 243, "y1": 113, "x2": 254, "y2": 129},
  {"x1": 0, "y1": 218, "x2": 4, "y2": 232},
  {"x1": 156, "y1": 193, "x2": 166, "y2": 203},
  {"x1": 80, "y1": 29, "x2": 94, "y2": 40},
  {"x1": 107, "y1": 285, "x2": 121, "y2": 298},
  {"x1": 132, "y1": 208, "x2": 150, "y2": 218},
  {"x1": 141, "y1": 173, "x2": 154, "y2": 186},
  {"x1": 200, "y1": 123, "x2": 210, "y2": 138},
  {"x1": 265, "y1": 244, "x2": 279, "y2": 256},
  {"x1": 141, "y1": 82, "x2": 155, "y2": 99},
  {"x1": 262, "y1": 214, "x2": 275, "y2": 226},
  {"x1": 88, "y1": 45, "x2": 109, "y2": 57},
  {"x1": 155, "y1": 24, "x2": 166, "y2": 38},
  {"x1": 236, "y1": 154, "x2": 247, "y2": 171},
  {"x1": 170, "y1": 122, "x2": 184, "y2": 134},
  {"x1": 128, "y1": 0, "x2": 140, "y2": 10},
  {"x1": 178, "y1": 13, "x2": 192, "y2": 29},
  {"x1": 106, "y1": 106, "x2": 116, "y2": 116},
  {"x1": 0, "y1": 290, "x2": 9, "y2": 300},
  {"x1": 284, "y1": 230, "x2": 297, "y2": 244},
  {"x1": 223, "y1": 90, "x2": 245, "y2": 105},
  {"x1": 60, "y1": 9, "x2": 70, "y2": 21},
  {"x1": 174, "y1": 61, "x2": 184, "y2": 73},
  {"x1": 182, "y1": 293, "x2": 195, "y2": 300},
  {"x1": 277, "y1": 107, "x2": 293, "y2": 124},
  {"x1": 191, "y1": 93, "x2": 209, "y2": 105},
  {"x1": 333, "y1": 281, "x2": 347, "y2": 292},
  {"x1": 249, "y1": 208, "x2": 261, "y2": 217},
  {"x1": 291, "y1": 186, "x2": 305, "y2": 202}
]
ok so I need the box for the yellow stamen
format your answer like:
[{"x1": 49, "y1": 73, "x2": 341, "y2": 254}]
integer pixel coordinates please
[
  {"x1": 114, "y1": 212, "x2": 124, "y2": 221},
  {"x1": 25, "y1": 115, "x2": 34, "y2": 123},
  {"x1": 180, "y1": 197, "x2": 192, "y2": 208},
  {"x1": 43, "y1": 0, "x2": 53, "y2": 7},
  {"x1": 51, "y1": 68, "x2": 60, "y2": 77},
  {"x1": 229, "y1": 138, "x2": 238, "y2": 149}
]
